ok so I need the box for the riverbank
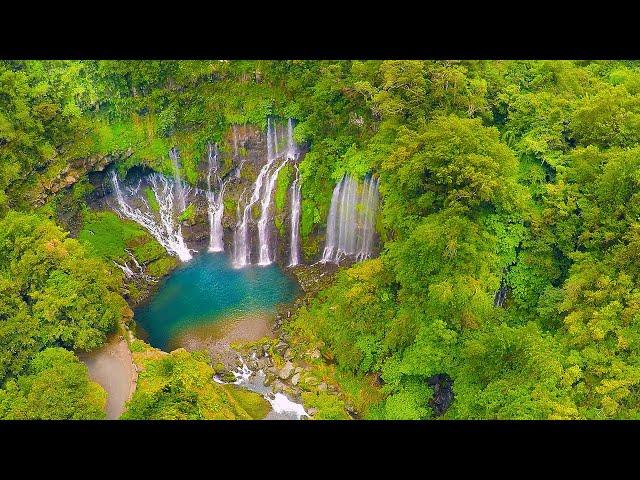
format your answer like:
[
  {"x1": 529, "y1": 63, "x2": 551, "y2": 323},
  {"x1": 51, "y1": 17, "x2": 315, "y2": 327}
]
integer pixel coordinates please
[
  {"x1": 169, "y1": 311, "x2": 275, "y2": 366},
  {"x1": 78, "y1": 335, "x2": 137, "y2": 420}
]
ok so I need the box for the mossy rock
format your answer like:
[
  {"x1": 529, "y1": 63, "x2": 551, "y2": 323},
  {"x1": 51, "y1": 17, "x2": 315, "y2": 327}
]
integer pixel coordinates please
[
  {"x1": 220, "y1": 371, "x2": 237, "y2": 383},
  {"x1": 178, "y1": 203, "x2": 196, "y2": 222},
  {"x1": 132, "y1": 240, "x2": 166, "y2": 264},
  {"x1": 222, "y1": 385, "x2": 271, "y2": 420},
  {"x1": 223, "y1": 197, "x2": 236, "y2": 217},
  {"x1": 301, "y1": 391, "x2": 350, "y2": 420},
  {"x1": 301, "y1": 234, "x2": 322, "y2": 260},
  {"x1": 147, "y1": 256, "x2": 178, "y2": 277},
  {"x1": 78, "y1": 210, "x2": 147, "y2": 262},
  {"x1": 275, "y1": 216, "x2": 284, "y2": 237},
  {"x1": 143, "y1": 187, "x2": 160, "y2": 212},
  {"x1": 251, "y1": 203, "x2": 261, "y2": 219},
  {"x1": 274, "y1": 162, "x2": 293, "y2": 215}
]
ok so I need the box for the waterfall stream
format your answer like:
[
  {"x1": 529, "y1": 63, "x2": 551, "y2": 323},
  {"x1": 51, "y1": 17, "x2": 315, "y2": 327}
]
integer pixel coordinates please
[
  {"x1": 232, "y1": 119, "x2": 278, "y2": 267},
  {"x1": 289, "y1": 164, "x2": 301, "y2": 266},
  {"x1": 206, "y1": 143, "x2": 226, "y2": 252},
  {"x1": 321, "y1": 174, "x2": 379, "y2": 264},
  {"x1": 110, "y1": 170, "x2": 193, "y2": 262},
  {"x1": 257, "y1": 158, "x2": 288, "y2": 265},
  {"x1": 232, "y1": 117, "x2": 300, "y2": 268}
]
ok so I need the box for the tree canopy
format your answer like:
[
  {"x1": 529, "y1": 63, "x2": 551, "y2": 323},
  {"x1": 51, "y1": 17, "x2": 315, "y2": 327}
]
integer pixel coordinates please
[{"x1": 4, "y1": 60, "x2": 640, "y2": 419}]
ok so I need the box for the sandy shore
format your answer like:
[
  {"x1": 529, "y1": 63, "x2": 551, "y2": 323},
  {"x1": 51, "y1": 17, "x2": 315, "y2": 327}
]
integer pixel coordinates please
[
  {"x1": 169, "y1": 311, "x2": 275, "y2": 365},
  {"x1": 79, "y1": 335, "x2": 137, "y2": 420}
]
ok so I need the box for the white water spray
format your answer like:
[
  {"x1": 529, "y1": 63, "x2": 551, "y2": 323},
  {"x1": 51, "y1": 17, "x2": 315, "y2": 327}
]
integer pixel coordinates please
[
  {"x1": 257, "y1": 158, "x2": 288, "y2": 265},
  {"x1": 206, "y1": 143, "x2": 226, "y2": 252},
  {"x1": 232, "y1": 118, "x2": 300, "y2": 267},
  {"x1": 110, "y1": 170, "x2": 193, "y2": 262},
  {"x1": 321, "y1": 174, "x2": 379, "y2": 264},
  {"x1": 289, "y1": 164, "x2": 301, "y2": 266}
]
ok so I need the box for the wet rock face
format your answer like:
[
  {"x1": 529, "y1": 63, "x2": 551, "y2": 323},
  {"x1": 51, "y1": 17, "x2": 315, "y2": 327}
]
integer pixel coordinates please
[
  {"x1": 184, "y1": 123, "x2": 313, "y2": 267},
  {"x1": 31, "y1": 151, "x2": 126, "y2": 208},
  {"x1": 86, "y1": 164, "x2": 152, "y2": 211},
  {"x1": 427, "y1": 373, "x2": 454, "y2": 417},
  {"x1": 82, "y1": 123, "x2": 320, "y2": 267},
  {"x1": 181, "y1": 193, "x2": 209, "y2": 247}
]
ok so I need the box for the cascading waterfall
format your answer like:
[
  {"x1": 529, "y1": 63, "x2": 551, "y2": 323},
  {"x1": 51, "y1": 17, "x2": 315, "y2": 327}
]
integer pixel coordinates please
[
  {"x1": 357, "y1": 175, "x2": 379, "y2": 261},
  {"x1": 206, "y1": 143, "x2": 226, "y2": 252},
  {"x1": 232, "y1": 117, "x2": 300, "y2": 267},
  {"x1": 169, "y1": 147, "x2": 188, "y2": 213},
  {"x1": 321, "y1": 174, "x2": 380, "y2": 264},
  {"x1": 114, "y1": 249, "x2": 158, "y2": 282},
  {"x1": 322, "y1": 181, "x2": 341, "y2": 261},
  {"x1": 257, "y1": 158, "x2": 288, "y2": 265},
  {"x1": 286, "y1": 117, "x2": 297, "y2": 160},
  {"x1": 110, "y1": 170, "x2": 193, "y2": 262},
  {"x1": 233, "y1": 119, "x2": 278, "y2": 267},
  {"x1": 288, "y1": 164, "x2": 301, "y2": 266}
]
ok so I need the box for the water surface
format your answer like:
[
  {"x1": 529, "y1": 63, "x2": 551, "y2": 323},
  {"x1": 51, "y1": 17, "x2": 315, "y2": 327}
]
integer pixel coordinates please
[{"x1": 134, "y1": 252, "x2": 298, "y2": 350}]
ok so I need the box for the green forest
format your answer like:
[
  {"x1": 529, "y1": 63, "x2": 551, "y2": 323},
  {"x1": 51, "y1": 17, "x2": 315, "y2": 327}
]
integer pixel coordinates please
[{"x1": 2, "y1": 59, "x2": 640, "y2": 420}]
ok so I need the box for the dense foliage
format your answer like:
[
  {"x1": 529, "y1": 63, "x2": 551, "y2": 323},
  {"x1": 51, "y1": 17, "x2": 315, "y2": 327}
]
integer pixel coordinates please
[
  {"x1": 3, "y1": 59, "x2": 640, "y2": 419},
  {"x1": 0, "y1": 347, "x2": 107, "y2": 419},
  {"x1": 283, "y1": 60, "x2": 640, "y2": 419},
  {"x1": 0, "y1": 211, "x2": 127, "y2": 384},
  {"x1": 123, "y1": 341, "x2": 269, "y2": 420}
]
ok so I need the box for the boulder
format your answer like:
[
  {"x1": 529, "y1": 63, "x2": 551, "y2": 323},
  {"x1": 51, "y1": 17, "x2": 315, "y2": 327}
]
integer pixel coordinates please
[
  {"x1": 219, "y1": 371, "x2": 236, "y2": 383},
  {"x1": 291, "y1": 373, "x2": 301, "y2": 386},
  {"x1": 278, "y1": 362, "x2": 295, "y2": 380},
  {"x1": 213, "y1": 362, "x2": 226, "y2": 374}
]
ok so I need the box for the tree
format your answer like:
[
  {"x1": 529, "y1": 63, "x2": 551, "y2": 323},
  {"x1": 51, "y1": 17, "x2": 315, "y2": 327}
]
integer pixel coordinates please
[
  {"x1": 0, "y1": 348, "x2": 106, "y2": 420},
  {"x1": 0, "y1": 212, "x2": 126, "y2": 383}
]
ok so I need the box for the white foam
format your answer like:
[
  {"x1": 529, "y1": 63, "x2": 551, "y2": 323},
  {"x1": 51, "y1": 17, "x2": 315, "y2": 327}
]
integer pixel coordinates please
[
  {"x1": 269, "y1": 392, "x2": 308, "y2": 419},
  {"x1": 216, "y1": 358, "x2": 309, "y2": 420}
]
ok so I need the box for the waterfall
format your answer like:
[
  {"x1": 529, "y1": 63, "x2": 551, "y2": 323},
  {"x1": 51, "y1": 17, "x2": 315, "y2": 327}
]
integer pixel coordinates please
[
  {"x1": 233, "y1": 118, "x2": 278, "y2": 267},
  {"x1": 357, "y1": 176, "x2": 379, "y2": 261},
  {"x1": 232, "y1": 117, "x2": 299, "y2": 267},
  {"x1": 257, "y1": 158, "x2": 288, "y2": 265},
  {"x1": 114, "y1": 260, "x2": 135, "y2": 278},
  {"x1": 206, "y1": 143, "x2": 226, "y2": 252},
  {"x1": 114, "y1": 249, "x2": 157, "y2": 282},
  {"x1": 322, "y1": 181, "x2": 341, "y2": 261},
  {"x1": 321, "y1": 174, "x2": 379, "y2": 264},
  {"x1": 109, "y1": 170, "x2": 193, "y2": 262},
  {"x1": 289, "y1": 164, "x2": 301, "y2": 266},
  {"x1": 169, "y1": 147, "x2": 188, "y2": 213},
  {"x1": 286, "y1": 118, "x2": 297, "y2": 160},
  {"x1": 232, "y1": 166, "x2": 270, "y2": 267}
]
